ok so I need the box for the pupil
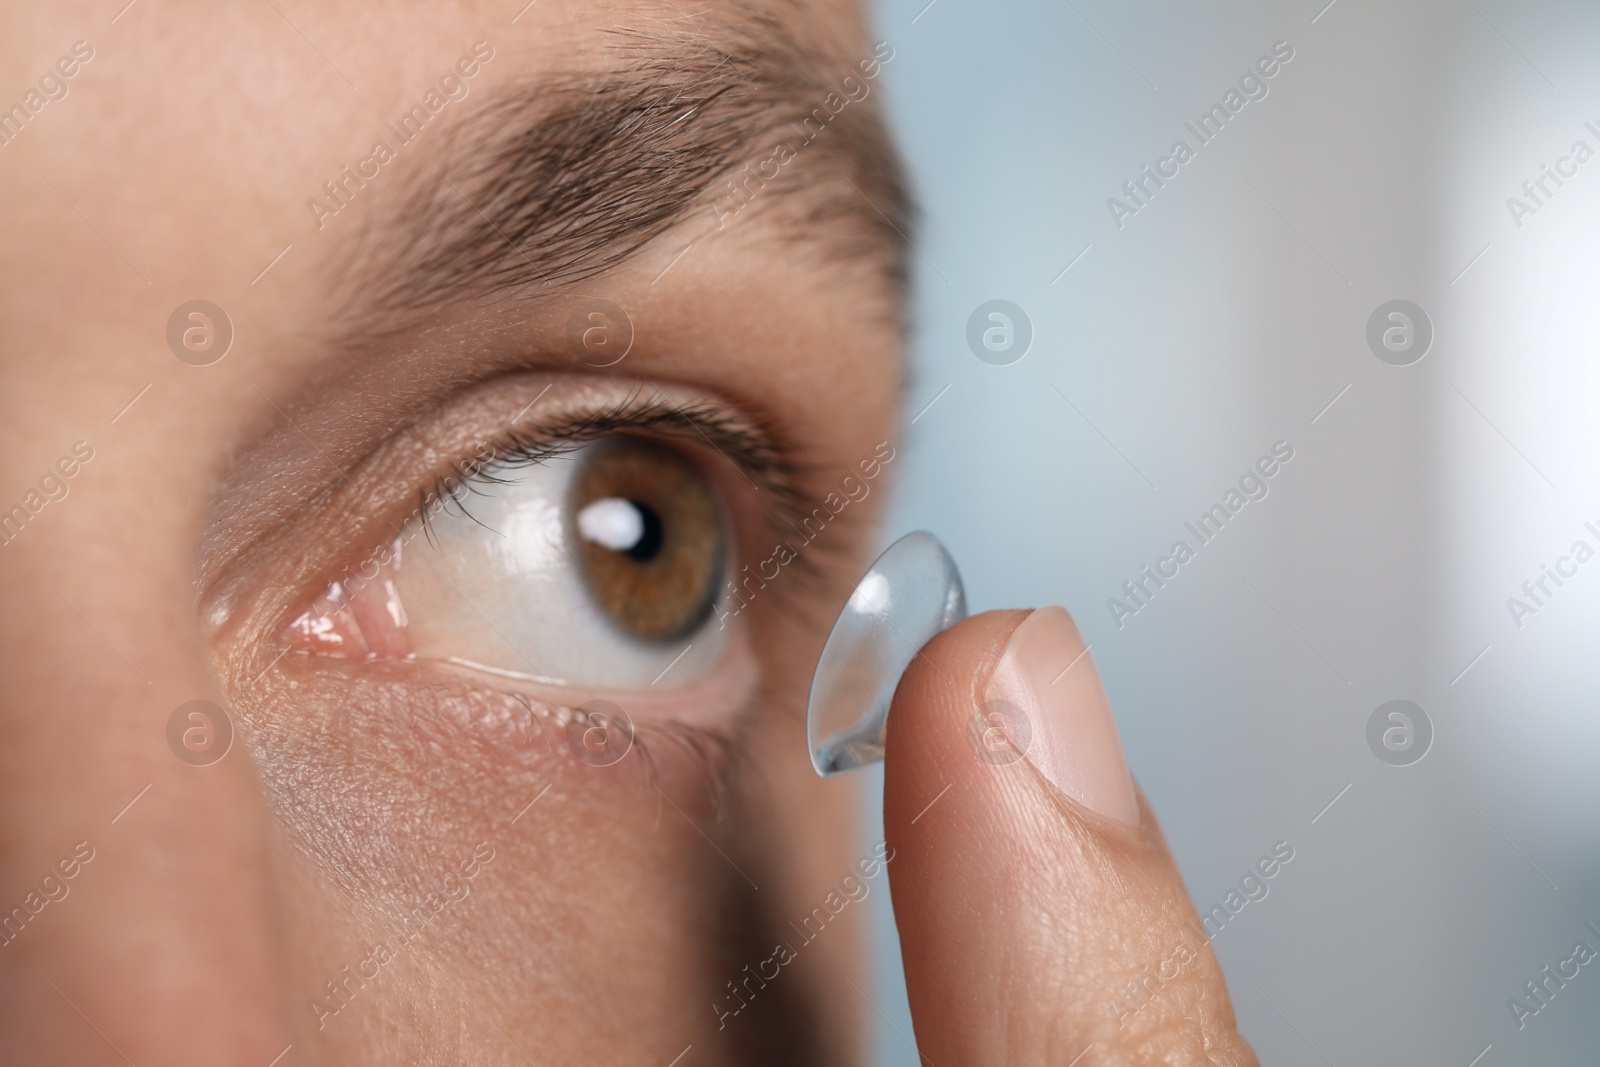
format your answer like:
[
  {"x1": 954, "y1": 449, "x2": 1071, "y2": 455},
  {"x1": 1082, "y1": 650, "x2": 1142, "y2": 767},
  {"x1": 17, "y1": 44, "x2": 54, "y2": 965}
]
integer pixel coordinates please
[
  {"x1": 624, "y1": 500, "x2": 663, "y2": 561},
  {"x1": 568, "y1": 439, "x2": 721, "y2": 644}
]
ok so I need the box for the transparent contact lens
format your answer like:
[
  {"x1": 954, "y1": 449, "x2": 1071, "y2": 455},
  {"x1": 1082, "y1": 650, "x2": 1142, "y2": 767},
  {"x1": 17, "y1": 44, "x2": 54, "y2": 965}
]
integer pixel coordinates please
[{"x1": 806, "y1": 531, "x2": 967, "y2": 776}]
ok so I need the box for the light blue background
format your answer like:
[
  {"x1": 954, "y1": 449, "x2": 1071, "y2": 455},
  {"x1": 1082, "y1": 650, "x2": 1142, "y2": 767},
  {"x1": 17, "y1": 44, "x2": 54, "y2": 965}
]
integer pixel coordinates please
[{"x1": 860, "y1": 0, "x2": 1600, "y2": 1063}]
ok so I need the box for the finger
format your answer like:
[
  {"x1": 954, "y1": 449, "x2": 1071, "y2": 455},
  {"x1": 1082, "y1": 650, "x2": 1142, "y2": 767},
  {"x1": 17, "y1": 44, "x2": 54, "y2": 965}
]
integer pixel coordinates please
[{"x1": 884, "y1": 607, "x2": 1257, "y2": 1066}]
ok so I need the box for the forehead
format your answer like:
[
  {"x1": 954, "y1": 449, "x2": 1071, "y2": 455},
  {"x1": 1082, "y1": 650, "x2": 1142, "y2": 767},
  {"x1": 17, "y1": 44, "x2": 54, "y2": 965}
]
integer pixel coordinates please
[
  {"x1": 0, "y1": 1, "x2": 908, "y2": 521},
  {"x1": 0, "y1": 0, "x2": 909, "y2": 585},
  {"x1": 0, "y1": 0, "x2": 902, "y2": 311}
]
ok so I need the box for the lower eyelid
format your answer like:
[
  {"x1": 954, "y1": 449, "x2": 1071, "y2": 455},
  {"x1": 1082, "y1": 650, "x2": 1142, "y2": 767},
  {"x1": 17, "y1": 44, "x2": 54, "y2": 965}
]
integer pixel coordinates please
[
  {"x1": 285, "y1": 594, "x2": 754, "y2": 724},
  {"x1": 434, "y1": 620, "x2": 759, "y2": 730},
  {"x1": 276, "y1": 617, "x2": 761, "y2": 751},
  {"x1": 247, "y1": 658, "x2": 748, "y2": 847},
  {"x1": 288, "y1": 432, "x2": 749, "y2": 694},
  {"x1": 282, "y1": 575, "x2": 759, "y2": 733}
]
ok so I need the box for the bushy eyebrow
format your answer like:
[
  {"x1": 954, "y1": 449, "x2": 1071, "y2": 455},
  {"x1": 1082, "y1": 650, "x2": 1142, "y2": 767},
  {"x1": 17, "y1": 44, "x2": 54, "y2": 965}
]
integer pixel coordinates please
[{"x1": 339, "y1": 9, "x2": 911, "y2": 331}]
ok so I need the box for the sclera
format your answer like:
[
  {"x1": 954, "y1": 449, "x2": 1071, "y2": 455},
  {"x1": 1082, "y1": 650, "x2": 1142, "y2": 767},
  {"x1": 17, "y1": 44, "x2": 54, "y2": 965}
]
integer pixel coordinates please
[{"x1": 806, "y1": 531, "x2": 967, "y2": 776}]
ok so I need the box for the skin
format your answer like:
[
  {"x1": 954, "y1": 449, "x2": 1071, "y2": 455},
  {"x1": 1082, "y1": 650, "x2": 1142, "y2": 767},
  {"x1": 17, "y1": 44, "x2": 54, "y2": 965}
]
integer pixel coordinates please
[{"x1": 0, "y1": 1, "x2": 1257, "y2": 1064}]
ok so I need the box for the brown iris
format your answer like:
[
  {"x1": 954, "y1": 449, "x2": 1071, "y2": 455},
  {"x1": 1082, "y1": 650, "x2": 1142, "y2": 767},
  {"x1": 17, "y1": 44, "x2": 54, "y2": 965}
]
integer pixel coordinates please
[{"x1": 568, "y1": 438, "x2": 723, "y2": 642}]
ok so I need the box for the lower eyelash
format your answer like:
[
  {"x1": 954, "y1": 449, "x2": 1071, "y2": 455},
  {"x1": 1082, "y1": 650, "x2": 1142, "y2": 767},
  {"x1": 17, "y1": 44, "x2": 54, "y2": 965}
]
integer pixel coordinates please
[{"x1": 495, "y1": 690, "x2": 741, "y2": 809}]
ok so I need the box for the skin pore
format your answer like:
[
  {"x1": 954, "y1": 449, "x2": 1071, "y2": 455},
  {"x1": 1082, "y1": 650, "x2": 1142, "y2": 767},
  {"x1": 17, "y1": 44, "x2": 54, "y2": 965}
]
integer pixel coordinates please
[{"x1": 0, "y1": 1, "x2": 903, "y2": 1063}]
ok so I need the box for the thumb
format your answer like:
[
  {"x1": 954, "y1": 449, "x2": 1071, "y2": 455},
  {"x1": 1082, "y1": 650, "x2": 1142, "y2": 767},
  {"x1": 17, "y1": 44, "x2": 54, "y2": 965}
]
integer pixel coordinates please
[{"x1": 883, "y1": 607, "x2": 1258, "y2": 1066}]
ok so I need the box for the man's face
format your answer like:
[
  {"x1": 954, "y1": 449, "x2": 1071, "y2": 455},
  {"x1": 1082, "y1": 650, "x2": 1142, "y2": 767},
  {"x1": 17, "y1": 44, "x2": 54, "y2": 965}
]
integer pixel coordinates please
[{"x1": 0, "y1": 2, "x2": 905, "y2": 1063}]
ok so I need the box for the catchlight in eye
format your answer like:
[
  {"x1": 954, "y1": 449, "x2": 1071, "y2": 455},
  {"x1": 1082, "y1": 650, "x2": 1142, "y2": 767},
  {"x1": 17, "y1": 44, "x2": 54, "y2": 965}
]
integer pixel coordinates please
[
  {"x1": 568, "y1": 438, "x2": 723, "y2": 644},
  {"x1": 284, "y1": 436, "x2": 732, "y2": 691}
]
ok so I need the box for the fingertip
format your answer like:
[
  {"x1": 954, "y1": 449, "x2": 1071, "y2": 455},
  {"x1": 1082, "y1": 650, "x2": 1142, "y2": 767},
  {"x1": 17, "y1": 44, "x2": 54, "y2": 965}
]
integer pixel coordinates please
[
  {"x1": 880, "y1": 606, "x2": 1258, "y2": 1067},
  {"x1": 881, "y1": 608, "x2": 1033, "y2": 831}
]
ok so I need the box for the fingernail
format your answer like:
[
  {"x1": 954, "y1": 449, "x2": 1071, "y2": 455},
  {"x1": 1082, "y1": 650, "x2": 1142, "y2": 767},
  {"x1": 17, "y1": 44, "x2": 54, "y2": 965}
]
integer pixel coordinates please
[{"x1": 983, "y1": 606, "x2": 1139, "y2": 825}]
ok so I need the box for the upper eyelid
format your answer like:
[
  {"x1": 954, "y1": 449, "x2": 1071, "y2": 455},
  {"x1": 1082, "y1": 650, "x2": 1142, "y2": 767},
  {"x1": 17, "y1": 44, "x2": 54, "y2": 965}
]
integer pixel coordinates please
[
  {"x1": 202, "y1": 374, "x2": 826, "y2": 655},
  {"x1": 419, "y1": 389, "x2": 813, "y2": 549}
]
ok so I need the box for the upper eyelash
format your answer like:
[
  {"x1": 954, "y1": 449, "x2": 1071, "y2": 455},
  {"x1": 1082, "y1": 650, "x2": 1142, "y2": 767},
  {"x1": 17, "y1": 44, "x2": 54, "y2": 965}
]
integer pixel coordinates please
[{"x1": 412, "y1": 388, "x2": 836, "y2": 603}]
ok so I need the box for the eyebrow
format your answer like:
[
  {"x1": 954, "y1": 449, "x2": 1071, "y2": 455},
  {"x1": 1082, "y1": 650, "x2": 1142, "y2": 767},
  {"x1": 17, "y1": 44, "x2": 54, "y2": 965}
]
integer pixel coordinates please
[{"x1": 339, "y1": 10, "x2": 911, "y2": 330}]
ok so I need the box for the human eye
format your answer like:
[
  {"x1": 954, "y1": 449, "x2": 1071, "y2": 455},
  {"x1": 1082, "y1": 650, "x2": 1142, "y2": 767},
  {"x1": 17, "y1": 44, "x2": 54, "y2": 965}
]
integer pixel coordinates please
[{"x1": 276, "y1": 385, "x2": 774, "y2": 710}]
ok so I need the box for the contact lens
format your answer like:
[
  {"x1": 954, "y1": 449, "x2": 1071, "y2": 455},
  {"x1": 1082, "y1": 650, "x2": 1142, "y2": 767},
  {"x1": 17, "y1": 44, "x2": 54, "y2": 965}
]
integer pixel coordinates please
[{"x1": 806, "y1": 531, "x2": 967, "y2": 776}]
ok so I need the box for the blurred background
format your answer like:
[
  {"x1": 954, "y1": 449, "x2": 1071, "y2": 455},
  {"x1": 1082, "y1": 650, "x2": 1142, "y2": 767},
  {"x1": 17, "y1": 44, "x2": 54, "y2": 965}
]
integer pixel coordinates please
[{"x1": 859, "y1": 0, "x2": 1600, "y2": 1062}]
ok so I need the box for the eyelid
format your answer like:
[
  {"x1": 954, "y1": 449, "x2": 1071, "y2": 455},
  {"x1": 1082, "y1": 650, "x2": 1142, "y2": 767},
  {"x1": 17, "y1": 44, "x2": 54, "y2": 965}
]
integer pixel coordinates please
[
  {"x1": 391, "y1": 388, "x2": 824, "y2": 631},
  {"x1": 281, "y1": 610, "x2": 762, "y2": 731},
  {"x1": 278, "y1": 417, "x2": 766, "y2": 725},
  {"x1": 420, "y1": 387, "x2": 807, "y2": 545},
  {"x1": 272, "y1": 379, "x2": 798, "y2": 661},
  {"x1": 199, "y1": 373, "x2": 810, "y2": 693}
]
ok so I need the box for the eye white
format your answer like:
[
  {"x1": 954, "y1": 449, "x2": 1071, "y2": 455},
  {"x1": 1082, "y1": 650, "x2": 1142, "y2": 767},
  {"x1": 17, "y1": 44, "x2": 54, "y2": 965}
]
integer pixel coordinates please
[
  {"x1": 391, "y1": 442, "x2": 726, "y2": 688},
  {"x1": 578, "y1": 497, "x2": 645, "y2": 553}
]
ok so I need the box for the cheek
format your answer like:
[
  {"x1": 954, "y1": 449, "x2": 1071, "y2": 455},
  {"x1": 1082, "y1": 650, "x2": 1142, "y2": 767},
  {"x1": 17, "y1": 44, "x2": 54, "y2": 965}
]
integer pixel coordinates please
[{"x1": 242, "y1": 663, "x2": 754, "y2": 1060}]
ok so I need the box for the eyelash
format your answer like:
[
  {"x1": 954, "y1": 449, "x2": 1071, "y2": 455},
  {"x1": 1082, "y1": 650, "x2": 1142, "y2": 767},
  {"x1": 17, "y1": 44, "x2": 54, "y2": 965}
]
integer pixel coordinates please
[
  {"x1": 407, "y1": 390, "x2": 828, "y2": 604},
  {"x1": 389, "y1": 672, "x2": 747, "y2": 809},
  {"x1": 283, "y1": 386, "x2": 828, "y2": 781}
]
